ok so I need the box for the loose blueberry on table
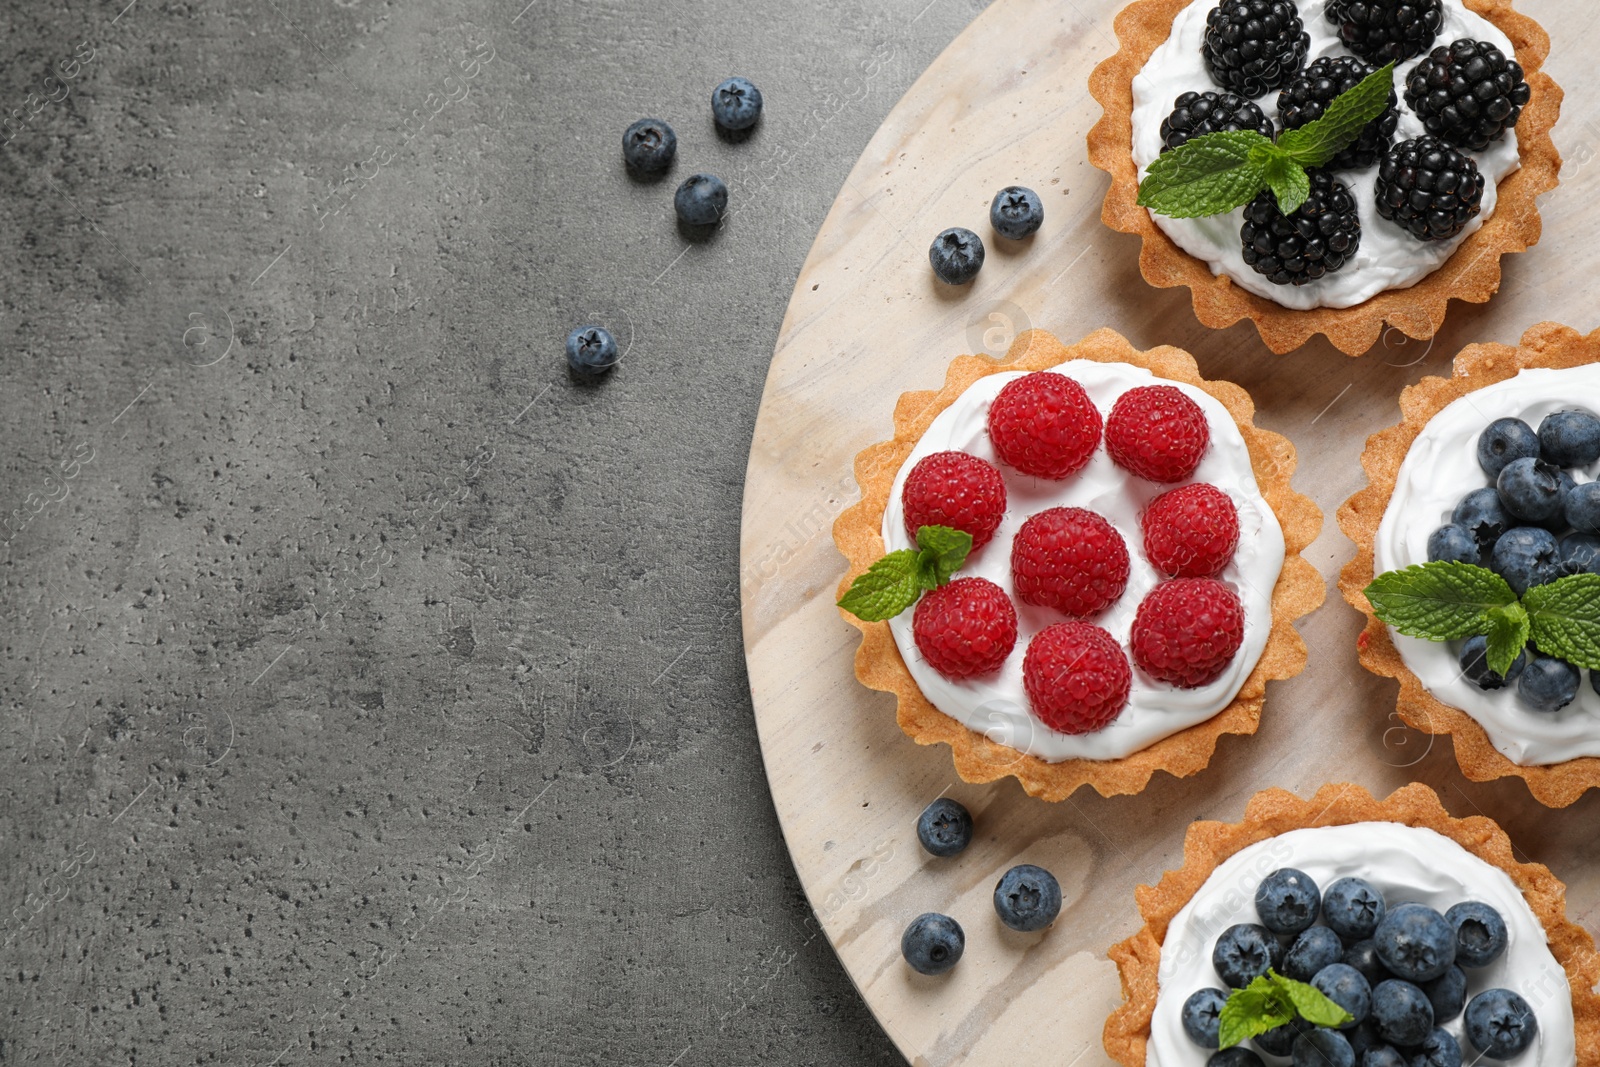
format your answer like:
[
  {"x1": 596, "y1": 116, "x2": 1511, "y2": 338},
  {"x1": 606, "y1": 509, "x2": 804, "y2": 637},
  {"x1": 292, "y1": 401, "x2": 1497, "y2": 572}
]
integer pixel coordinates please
[
  {"x1": 993, "y1": 863, "x2": 1062, "y2": 932},
  {"x1": 710, "y1": 76, "x2": 763, "y2": 131},
  {"x1": 621, "y1": 117, "x2": 677, "y2": 173},
  {"x1": 989, "y1": 185, "x2": 1044, "y2": 240},
  {"x1": 928, "y1": 226, "x2": 985, "y2": 284},
  {"x1": 901, "y1": 912, "x2": 964, "y2": 975},
  {"x1": 1179, "y1": 865, "x2": 1535, "y2": 1063},
  {"x1": 674, "y1": 173, "x2": 729, "y2": 227},
  {"x1": 916, "y1": 797, "x2": 973, "y2": 858},
  {"x1": 565, "y1": 324, "x2": 620, "y2": 376}
]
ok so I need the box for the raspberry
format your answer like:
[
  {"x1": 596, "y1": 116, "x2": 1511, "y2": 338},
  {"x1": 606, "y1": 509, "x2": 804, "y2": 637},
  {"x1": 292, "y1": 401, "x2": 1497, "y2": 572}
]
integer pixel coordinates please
[
  {"x1": 912, "y1": 577, "x2": 1018, "y2": 680},
  {"x1": 901, "y1": 451, "x2": 1008, "y2": 550},
  {"x1": 1011, "y1": 507, "x2": 1130, "y2": 617},
  {"x1": 986, "y1": 372, "x2": 1102, "y2": 480},
  {"x1": 1131, "y1": 578, "x2": 1246, "y2": 688},
  {"x1": 1143, "y1": 483, "x2": 1241, "y2": 578},
  {"x1": 1105, "y1": 385, "x2": 1210, "y2": 483},
  {"x1": 1023, "y1": 622, "x2": 1131, "y2": 735}
]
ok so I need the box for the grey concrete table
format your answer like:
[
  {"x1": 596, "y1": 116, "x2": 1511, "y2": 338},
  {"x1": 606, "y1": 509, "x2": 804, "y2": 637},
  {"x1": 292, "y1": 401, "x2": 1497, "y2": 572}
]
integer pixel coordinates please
[{"x1": 0, "y1": 0, "x2": 996, "y2": 1060}]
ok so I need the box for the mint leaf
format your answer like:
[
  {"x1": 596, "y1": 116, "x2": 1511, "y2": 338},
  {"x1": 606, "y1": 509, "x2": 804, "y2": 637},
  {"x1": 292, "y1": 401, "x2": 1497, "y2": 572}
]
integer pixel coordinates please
[
  {"x1": 1364, "y1": 562, "x2": 1517, "y2": 641},
  {"x1": 1484, "y1": 602, "x2": 1532, "y2": 678},
  {"x1": 1271, "y1": 972, "x2": 1355, "y2": 1029},
  {"x1": 915, "y1": 525, "x2": 973, "y2": 589},
  {"x1": 838, "y1": 550, "x2": 922, "y2": 622},
  {"x1": 1257, "y1": 147, "x2": 1311, "y2": 215},
  {"x1": 1218, "y1": 975, "x2": 1294, "y2": 1049},
  {"x1": 1526, "y1": 574, "x2": 1600, "y2": 669},
  {"x1": 1278, "y1": 62, "x2": 1396, "y2": 168},
  {"x1": 1137, "y1": 130, "x2": 1271, "y2": 219}
]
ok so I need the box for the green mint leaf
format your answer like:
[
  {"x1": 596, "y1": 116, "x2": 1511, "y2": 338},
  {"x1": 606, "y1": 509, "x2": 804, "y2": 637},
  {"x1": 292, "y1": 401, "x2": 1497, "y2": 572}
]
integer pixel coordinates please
[
  {"x1": 1277, "y1": 62, "x2": 1396, "y2": 168},
  {"x1": 914, "y1": 525, "x2": 973, "y2": 589},
  {"x1": 1525, "y1": 573, "x2": 1600, "y2": 669},
  {"x1": 1137, "y1": 129, "x2": 1272, "y2": 219},
  {"x1": 1364, "y1": 562, "x2": 1517, "y2": 641},
  {"x1": 1270, "y1": 971, "x2": 1355, "y2": 1029},
  {"x1": 837, "y1": 550, "x2": 923, "y2": 622},
  {"x1": 1484, "y1": 602, "x2": 1532, "y2": 678},
  {"x1": 1218, "y1": 975, "x2": 1295, "y2": 1050},
  {"x1": 1259, "y1": 150, "x2": 1311, "y2": 215}
]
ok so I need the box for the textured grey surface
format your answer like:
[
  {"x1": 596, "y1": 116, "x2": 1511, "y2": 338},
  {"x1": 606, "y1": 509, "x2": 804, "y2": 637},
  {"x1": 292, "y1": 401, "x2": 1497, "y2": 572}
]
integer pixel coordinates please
[{"x1": 0, "y1": 0, "x2": 996, "y2": 1061}]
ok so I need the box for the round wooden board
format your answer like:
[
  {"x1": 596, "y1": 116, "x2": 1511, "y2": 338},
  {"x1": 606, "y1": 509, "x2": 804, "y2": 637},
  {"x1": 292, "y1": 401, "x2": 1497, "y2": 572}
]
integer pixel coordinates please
[{"x1": 739, "y1": 1, "x2": 1600, "y2": 1063}]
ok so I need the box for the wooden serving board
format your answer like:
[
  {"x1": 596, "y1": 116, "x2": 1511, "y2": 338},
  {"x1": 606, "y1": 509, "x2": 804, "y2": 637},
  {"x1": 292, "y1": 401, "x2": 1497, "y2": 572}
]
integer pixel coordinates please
[{"x1": 739, "y1": 1, "x2": 1600, "y2": 1063}]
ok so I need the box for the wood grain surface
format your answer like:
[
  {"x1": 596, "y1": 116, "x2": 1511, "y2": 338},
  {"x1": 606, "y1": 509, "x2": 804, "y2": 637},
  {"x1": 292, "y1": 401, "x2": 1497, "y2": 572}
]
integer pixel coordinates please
[{"x1": 739, "y1": 1, "x2": 1600, "y2": 1063}]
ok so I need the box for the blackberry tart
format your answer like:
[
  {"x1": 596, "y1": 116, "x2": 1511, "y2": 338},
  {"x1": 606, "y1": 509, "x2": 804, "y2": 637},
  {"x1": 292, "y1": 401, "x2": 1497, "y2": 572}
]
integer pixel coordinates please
[{"x1": 1088, "y1": 0, "x2": 1561, "y2": 355}]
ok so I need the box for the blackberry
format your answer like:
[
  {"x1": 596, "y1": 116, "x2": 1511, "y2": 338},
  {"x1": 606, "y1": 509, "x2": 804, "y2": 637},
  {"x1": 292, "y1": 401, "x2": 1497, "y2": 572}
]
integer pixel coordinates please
[
  {"x1": 1278, "y1": 56, "x2": 1398, "y2": 170},
  {"x1": 1202, "y1": 1, "x2": 1310, "y2": 98},
  {"x1": 1325, "y1": 0, "x2": 1443, "y2": 64},
  {"x1": 1240, "y1": 171, "x2": 1361, "y2": 286},
  {"x1": 1405, "y1": 38, "x2": 1531, "y2": 151},
  {"x1": 1161, "y1": 91, "x2": 1274, "y2": 153},
  {"x1": 1375, "y1": 136, "x2": 1485, "y2": 242}
]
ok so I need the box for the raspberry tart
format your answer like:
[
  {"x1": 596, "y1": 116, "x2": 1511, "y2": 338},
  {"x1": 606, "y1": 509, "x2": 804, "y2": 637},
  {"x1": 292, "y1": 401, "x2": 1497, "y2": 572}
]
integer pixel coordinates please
[
  {"x1": 832, "y1": 328, "x2": 1321, "y2": 800},
  {"x1": 1087, "y1": 0, "x2": 1561, "y2": 355},
  {"x1": 1104, "y1": 782, "x2": 1600, "y2": 1067},
  {"x1": 1342, "y1": 322, "x2": 1600, "y2": 807}
]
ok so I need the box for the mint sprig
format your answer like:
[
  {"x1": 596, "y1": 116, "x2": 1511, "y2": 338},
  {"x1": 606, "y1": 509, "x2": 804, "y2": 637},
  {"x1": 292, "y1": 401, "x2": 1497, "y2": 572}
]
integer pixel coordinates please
[
  {"x1": 1138, "y1": 63, "x2": 1395, "y2": 217},
  {"x1": 1364, "y1": 563, "x2": 1600, "y2": 673},
  {"x1": 838, "y1": 525, "x2": 973, "y2": 622},
  {"x1": 1218, "y1": 971, "x2": 1354, "y2": 1049}
]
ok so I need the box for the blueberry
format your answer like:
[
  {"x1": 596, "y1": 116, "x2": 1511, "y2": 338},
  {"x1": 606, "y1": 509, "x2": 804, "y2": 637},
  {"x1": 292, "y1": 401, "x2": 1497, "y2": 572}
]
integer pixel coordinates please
[
  {"x1": 674, "y1": 173, "x2": 729, "y2": 227},
  {"x1": 1213, "y1": 923, "x2": 1284, "y2": 988},
  {"x1": 1427, "y1": 524, "x2": 1480, "y2": 565},
  {"x1": 990, "y1": 185, "x2": 1044, "y2": 240},
  {"x1": 1538, "y1": 409, "x2": 1600, "y2": 467},
  {"x1": 1458, "y1": 635, "x2": 1527, "y2": 691},
  {"x1": 901, "y1": 912, "x2": 964, "y2": 975},
  {"x1": 1373, "y1": 903, "x2": 1455, "y2": 982},
  {"x1": 916, "y1": 798, "x2": 973, "y2": 857},
  {"x1": 1256, "y1": 1019, "x2": 1311, "y2": 1057},
  {"x1": 1490, "y1": 526, "x2": 1561, "y2": 595},
  {"x1": 1183, "y1": 987, "x2": 1230, "y2": 1048},
  {"x1": 1322, "y1": 878, "x2": 1384, "y2": 941},
  {"x1": 1478, "y1": 417, "x2": 1540, "y2": 477},
  {"x1": 1285, "y1": 926, "x2": 1346, "y2": 981},
  {"x1": 1443, "y1": 901, "x2": 1508, "y2": 968},
  {"x1": 1407, "y1": 1028, "x2": 1463, "y2": 1067},
  {"x1": 1453, "y1": 488, "x2": 1513, "y2": 553},
  {"x1": 565, "y1": 325, "x2": 620, "y2": 376},
  {"x1": 1209, "y1": 1050, "x2": 1264, "y2": 1067},
  {"x1": 1293, "y1": 1027, "x2": 1355, "y2": 1067},
  {"x1": 1498, "y1": 457, "x2": 1566, "y2": 522},
  {"x1": 1363, "y1": 1046, "x2": 1406, "y2": 1067},
  {"x1": 1419, "y1": 965, "x2": 1467, "y2": 1024},
  {"x1": 1538, "y1": 468, "x2": 1578, "y2": 533},
  {"x1": 622, "y1": 117, "x2": 678, "y2": 173},
  {"x1": 1371, "y1": 979, "x2": 1435, "y2": 1048},
  {"x1": 1342, "y1": 939, "x2": 1394, "y2": 987},
  {"x1": 1313, "y1": 963, "x2": 1372, "y2": 1027},
  {"x1": 1561, "y1": 532, "x2": 1600, "y2": 574},
  {"x1": 1345, "y1": 1018, "x2": 1384, "y2": 1058},
  {"x1": 929, "y1": 227, "x2": 984, "y2": 284},
  {"x1": 993, "y1": 863, "x2": 1061, "y2": 932},
  {"x1": 1566, "y1": 481, "x2": 1600, "y2": 534},
  {"x1": 711, "y1": 76, "x2": 763, "y2": 131},
  {"x1": 1518, "y1": 653, "x2": 1581, "y2": 712},
  {"x1": 1464, "y1": 988, "x2": 1538, "y2": 1059},
  {"x1": 1256, "y1": 868, "x2": 1321, "y2": 934}
]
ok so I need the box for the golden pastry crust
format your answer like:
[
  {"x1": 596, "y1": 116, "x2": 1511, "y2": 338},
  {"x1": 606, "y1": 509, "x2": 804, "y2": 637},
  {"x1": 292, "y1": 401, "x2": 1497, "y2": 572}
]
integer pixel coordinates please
[
  {"x1": 1103, "y1": 781, "x2": 1600, "y2": 1067},
  {"x1": 1339, "y1": 321, "x2": 1600, "y2": 808},
  {"x1": 1086, "y1": 0, "x2": 1563, "y2": 357},
  {"x1": 831, "y1": 327, "x2": 1323, "y2": 801}
]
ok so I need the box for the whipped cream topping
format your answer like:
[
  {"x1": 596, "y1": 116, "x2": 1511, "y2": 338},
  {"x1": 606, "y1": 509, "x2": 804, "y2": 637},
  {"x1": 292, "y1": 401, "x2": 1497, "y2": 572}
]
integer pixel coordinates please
[
  {"x1": 1375, "y1": 367, "x2": 1600, "y2": 766},
  {"x1": 1150, "y1": 823, "x2": 1574, "y2": 1067},
  {"x1": 1129, "y1": 0, "x2": 1521, "y2": 310},
  {"x1": 880, "y1": 361, "x2": 1285, "y2": 762}
]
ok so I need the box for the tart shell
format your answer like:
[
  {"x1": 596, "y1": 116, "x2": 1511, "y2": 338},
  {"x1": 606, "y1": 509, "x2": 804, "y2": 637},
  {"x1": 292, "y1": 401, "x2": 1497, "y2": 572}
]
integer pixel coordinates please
[
  {"x1": 1103, "y1": 781, "x2": 1600, "y2": 1067},
  {"x1": 1340, "y1": 321, "x2": 1600, "y2": 808},
  {"x1": 1086, "y1": 0, "x2": 1563, "y2": 357},
  {"x1": 831, "y1": 327, "x2": 1323, "y2": 801}
]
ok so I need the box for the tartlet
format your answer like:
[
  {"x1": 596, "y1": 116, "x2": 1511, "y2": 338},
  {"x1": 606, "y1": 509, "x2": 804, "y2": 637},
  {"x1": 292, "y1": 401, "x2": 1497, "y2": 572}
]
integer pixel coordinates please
[
  {"x1": 1087, "y1": 0, "x2": 1562, "y2": 356},
  {"x1": 1104, "y1": 781, "x2": 1600, "y2": 1066},
  {"x1": 1340, "y1": 321, "x2": 1600, "y2": 808},
  {"x1": 832, "y1": 327, "x2": 1322, "y2": 800}
]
